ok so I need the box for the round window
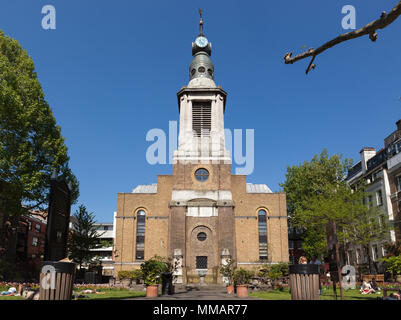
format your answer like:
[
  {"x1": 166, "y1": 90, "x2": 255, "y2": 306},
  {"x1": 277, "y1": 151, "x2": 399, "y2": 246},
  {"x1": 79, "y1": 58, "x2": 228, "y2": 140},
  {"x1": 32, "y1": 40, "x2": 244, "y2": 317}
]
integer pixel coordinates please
[
  {"x1": 198, "y1": 66, "x2": 206, "y2": 73},
  {"x1": 197, "y1": 232, "x2": 207, "y2": 242},
  {"x1": 195, "y1": 168, "x2": 209, "y2": 182}
]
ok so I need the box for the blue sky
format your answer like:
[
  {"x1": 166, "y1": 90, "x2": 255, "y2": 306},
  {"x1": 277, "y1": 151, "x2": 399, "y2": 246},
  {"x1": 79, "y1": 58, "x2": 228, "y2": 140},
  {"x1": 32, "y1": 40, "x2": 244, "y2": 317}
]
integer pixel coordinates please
[{"x1": 1, "y1": 1, "x2": 400, "y2": 222}]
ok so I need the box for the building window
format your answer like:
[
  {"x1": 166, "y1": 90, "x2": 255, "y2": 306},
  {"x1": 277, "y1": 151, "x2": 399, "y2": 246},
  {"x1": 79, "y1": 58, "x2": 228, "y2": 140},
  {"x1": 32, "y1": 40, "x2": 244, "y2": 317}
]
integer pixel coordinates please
[
  {"x1": 192, "y1": 102, "x2": 211, "y2": 137},
  {"x1": 382, "y1": 246, "x2": 386, "y2": 257},
  {"x1": 289, "y1": 240, "x2": 294, "y2": 250},
  {"x1": 194, "y1": 168, "x2": 209, "y2": 182},
  {"x1": 32, "y1": 237, "x2": 38, "y2": 247},
  {"x1": 136, "y1": 210, "x2": 146, "y2": 260},
  {"x1": 376, "y1": 190, "x2": 383, "y2": 206},
  {"x1": 356, "y1": 249, "x2": 362, "y2": 264},
  {"x1": 35, "y1": 224, "x2": 41, "y2": 232},
  {"x1": 397, "y1": 175, "x2": 401, "y2": 192},
  {"x1": 104, "y1": 226, "x2": 109, "y2": 231},
  {"x1": 196, "y1": 256, "x2": 208, "y2": 269},
  {"x1": 258, "y1": 209, "x2": 268, "y2": 260},
  {"x1": 367, "y1": 195, "x2": 373, "y2": 209},
  {"x1": 56, "y1": 231, "x2": 62, "y2": 243},
  {"x1": 197, "y1": 232, "x2": 207, "y2": 242},
  {"x1": 372, "y1": 245, "x2": 378, "y2": 261}
]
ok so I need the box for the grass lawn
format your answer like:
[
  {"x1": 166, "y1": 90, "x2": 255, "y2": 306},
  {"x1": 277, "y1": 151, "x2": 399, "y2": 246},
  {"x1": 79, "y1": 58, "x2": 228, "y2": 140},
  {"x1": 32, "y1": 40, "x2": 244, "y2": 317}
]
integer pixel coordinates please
[
  {"x1": 0, "y1": 287, "x2": 146, "y2": 301},
  {"x1": 77, "y1": 289, "x2": 146, "y2": 300},
  {"x1": 250, "y1": 287, "x2": 384, "y2": 300},
  {"x1": 0, "y1": 295, "x2": 24, "y2": 300}
]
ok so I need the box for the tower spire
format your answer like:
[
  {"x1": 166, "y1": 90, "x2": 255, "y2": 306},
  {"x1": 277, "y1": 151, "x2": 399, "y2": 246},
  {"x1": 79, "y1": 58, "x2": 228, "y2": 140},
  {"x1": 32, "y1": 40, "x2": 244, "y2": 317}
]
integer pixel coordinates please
[{"x1": 199, "y1": 8, "x2": 204, "y2": 36}]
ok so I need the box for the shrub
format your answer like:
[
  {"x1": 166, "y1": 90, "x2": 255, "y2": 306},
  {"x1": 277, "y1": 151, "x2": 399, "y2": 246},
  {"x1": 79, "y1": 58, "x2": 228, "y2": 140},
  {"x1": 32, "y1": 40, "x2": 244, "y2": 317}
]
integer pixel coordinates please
[
  {"x1": 118, "y1": 270, "x2": 142, "y2": 281},
  {"x1": 140, "y1": 255, "x2": 167, "y2": 286},
  {"x1": 233, "y1": 268, "x2": 253, "y2": 286},
  {"x1": 269, "y1": 262, "x2": 289, "y2": 279},
  {"x1": 380, "y1": 256, "x2": 401, "y2": 277}
]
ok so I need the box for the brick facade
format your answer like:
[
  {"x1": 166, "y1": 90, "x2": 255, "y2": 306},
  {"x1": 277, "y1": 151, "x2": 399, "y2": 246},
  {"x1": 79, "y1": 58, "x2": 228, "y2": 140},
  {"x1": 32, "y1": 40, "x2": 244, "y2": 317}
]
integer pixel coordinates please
[{"x1": 114, "y1": 164, "x2": 289, "y2": 283}]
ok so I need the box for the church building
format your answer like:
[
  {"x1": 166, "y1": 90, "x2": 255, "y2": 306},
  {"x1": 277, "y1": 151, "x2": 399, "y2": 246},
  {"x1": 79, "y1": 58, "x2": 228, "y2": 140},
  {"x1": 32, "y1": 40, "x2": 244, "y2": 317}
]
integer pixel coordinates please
[{"x1": 114, "y1": 17, "x2": 289, "y2": 284}]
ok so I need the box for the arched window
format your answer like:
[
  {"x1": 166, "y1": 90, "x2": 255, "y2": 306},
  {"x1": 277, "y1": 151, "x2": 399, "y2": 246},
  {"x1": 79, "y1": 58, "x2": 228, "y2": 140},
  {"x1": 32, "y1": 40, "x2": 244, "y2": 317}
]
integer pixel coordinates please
[
  {"x1": 258, "y1": 209, "x2": 268, "y2": 260},
  {"x1": 136, "y1": 210, "x2": 146, "y2": 260}
]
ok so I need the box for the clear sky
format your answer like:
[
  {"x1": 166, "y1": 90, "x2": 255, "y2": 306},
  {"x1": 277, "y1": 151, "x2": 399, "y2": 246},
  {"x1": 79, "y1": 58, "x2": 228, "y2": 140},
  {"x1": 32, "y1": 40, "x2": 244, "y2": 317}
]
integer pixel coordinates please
[{"x1": 0, "y1": 1, "x2": 400, "y2": 222}]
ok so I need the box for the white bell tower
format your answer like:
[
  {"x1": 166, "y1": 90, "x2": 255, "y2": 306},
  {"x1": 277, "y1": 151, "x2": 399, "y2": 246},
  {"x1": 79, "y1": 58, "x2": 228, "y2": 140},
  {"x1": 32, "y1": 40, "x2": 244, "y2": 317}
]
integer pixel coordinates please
[{"x1": 173, "y1": 16, "x2": 230, "y2": 165}]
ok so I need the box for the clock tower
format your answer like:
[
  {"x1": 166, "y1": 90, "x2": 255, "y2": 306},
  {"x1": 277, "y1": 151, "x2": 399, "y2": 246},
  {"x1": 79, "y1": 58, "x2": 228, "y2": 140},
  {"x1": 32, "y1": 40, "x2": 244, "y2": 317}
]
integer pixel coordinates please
[{"x1": 174, "y1": 15, "x2": 230, "y2": 164}]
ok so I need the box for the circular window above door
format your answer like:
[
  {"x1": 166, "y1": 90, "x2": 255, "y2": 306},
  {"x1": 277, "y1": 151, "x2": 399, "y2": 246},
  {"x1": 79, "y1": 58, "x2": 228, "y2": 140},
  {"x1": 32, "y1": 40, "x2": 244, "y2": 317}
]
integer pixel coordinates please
[
  {"x1": 195, "y1": 168, "x2": 209, "y2": 182},
  {"x1": 197, "y1": 232, "x2": 207, "y2": 242}
]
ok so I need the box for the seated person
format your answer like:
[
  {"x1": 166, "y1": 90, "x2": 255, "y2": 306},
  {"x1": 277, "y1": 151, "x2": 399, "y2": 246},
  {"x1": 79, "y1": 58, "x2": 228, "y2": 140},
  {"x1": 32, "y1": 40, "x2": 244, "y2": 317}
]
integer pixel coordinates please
[
  {"x1": 370, "y1": 279, "x2": 381, "y2": 293},
  {"x1": 360, "y1": 281, "x2": 374, "y2": 294}
]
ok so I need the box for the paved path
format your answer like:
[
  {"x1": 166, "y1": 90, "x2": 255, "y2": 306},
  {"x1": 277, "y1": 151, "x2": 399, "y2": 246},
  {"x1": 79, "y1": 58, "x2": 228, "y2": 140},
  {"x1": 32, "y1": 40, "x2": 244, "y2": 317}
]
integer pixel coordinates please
[{"x1": 128, "y1": 285, "x2": 262, "y2": 300}]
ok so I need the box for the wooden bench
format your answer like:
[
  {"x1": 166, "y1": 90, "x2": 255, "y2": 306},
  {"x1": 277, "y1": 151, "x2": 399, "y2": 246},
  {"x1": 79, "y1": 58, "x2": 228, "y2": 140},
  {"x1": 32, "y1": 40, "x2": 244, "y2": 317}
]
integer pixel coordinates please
[{"x1": 362, "y1": 274, "x2": 385, "y2": 286}]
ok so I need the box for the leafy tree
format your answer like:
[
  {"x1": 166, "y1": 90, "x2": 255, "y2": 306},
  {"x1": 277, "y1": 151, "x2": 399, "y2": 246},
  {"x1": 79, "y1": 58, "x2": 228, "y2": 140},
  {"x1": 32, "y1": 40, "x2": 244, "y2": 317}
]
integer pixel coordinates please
[
  {"x1": 281, "y1": 149, "x2": 353, "y2": 258},
  {"x1": 342, "y1": 202, "x2": 390, "y2": 273},
  {"x1": 0, "y1": 30, "x2": 79, "y2": 260},
  {"x1": 68, "y1": 205, "x2": 102, "y2": 268},
  {"x1": 281, "y1": 149, "x2": 389, "y2": 264}
]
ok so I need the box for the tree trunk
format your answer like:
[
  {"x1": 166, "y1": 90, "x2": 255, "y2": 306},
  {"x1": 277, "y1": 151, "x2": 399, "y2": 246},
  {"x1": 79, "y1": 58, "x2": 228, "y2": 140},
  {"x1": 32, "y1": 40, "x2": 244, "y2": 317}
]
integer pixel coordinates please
[
  {"x1": 365, "y1": 245, "x2": 372, "y2": 274},
  {"x1": 5, "y1": 214, "x2": 20, "y2": 263}
]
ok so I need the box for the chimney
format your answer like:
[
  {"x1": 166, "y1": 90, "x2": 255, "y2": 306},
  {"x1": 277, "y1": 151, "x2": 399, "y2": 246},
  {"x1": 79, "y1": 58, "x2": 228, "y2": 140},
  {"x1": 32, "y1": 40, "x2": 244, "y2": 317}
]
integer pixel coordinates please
[
  {"x1": 396, "y1": 119, "x2": 401, "y2": 131},
  {"x1": 360, "y1": 147, "x2": 376, "y2": 173}
]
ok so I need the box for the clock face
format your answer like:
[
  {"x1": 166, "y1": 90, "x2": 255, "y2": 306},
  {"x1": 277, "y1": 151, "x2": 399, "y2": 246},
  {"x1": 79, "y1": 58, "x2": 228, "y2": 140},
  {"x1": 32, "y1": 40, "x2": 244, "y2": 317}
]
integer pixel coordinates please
[{"x1": 195, "y1": 36, "x2": 208, "y2": 48}]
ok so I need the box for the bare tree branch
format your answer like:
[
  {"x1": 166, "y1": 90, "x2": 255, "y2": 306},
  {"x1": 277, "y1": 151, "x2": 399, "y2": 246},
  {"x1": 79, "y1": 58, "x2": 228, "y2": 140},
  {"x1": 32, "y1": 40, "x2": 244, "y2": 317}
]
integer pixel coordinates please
[{"x1": 284, "y1": 1, "x2": 401, "y2": 74}]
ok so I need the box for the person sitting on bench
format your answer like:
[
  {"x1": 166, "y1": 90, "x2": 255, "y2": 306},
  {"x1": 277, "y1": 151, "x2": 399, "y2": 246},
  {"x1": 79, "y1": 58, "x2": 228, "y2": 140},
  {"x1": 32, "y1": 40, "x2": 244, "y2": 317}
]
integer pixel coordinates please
[{"x1": 370, "y1": 279, "x2": 381, "y2": 294}]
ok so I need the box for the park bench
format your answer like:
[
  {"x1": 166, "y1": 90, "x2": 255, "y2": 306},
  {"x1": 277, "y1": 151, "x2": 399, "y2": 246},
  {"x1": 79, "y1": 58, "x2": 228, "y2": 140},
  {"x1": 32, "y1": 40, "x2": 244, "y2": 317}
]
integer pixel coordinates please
[{"x1": 362, "y1": 274, "x2": 385, "y2": 286}]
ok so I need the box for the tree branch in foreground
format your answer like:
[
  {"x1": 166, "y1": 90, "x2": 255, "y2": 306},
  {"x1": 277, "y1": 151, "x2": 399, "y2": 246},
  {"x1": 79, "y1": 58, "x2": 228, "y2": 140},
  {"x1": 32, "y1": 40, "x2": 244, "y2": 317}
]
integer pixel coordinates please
[{"x1": 284, "y1": 1, "x2": 401, "y2": 74}]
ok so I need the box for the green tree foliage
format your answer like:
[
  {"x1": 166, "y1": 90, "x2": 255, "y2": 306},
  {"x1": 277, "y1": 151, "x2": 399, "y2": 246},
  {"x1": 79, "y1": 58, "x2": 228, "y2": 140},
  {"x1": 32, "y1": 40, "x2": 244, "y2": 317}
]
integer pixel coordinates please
[
  {"x1": 380, "y1": 255, "x2": 401, "y2": 276},
  {"x1": 0, "y1": 30, "x2": 79, "y2": 257},
  {"x1": 281, "y1": 149, "x2": 389, "y2": 261},
  {"x1": 68, "y1": 205, "x2": 102, "y2": 268},
  {"x1": 281, "y1": 150, "x2": 352, "y2": 257}
]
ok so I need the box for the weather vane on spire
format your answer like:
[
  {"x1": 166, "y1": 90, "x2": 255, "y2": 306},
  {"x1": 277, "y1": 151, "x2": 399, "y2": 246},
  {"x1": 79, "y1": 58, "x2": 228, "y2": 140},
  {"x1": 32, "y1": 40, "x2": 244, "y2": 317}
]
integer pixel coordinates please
[{"x1": 199, "y1": 8, "x2": 204, "y2": 35}]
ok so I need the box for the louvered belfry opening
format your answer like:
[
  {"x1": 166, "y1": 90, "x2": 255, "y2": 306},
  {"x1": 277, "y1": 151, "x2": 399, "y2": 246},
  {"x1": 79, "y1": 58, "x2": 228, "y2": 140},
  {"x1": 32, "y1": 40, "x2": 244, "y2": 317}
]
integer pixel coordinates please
[{"x1": 192, "y1": 102, "x2": 211, "y2": 137}]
